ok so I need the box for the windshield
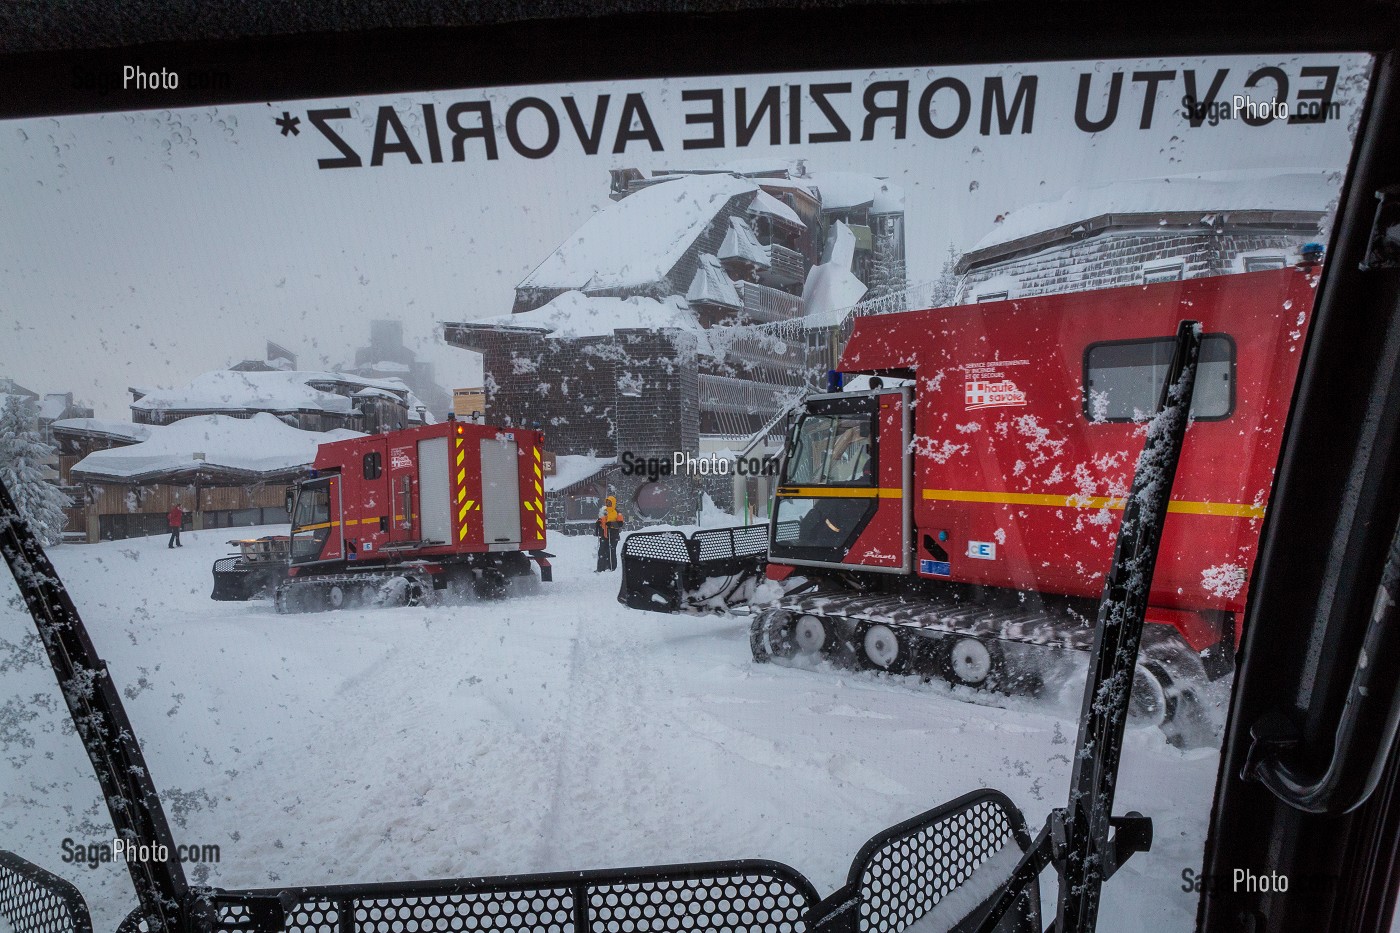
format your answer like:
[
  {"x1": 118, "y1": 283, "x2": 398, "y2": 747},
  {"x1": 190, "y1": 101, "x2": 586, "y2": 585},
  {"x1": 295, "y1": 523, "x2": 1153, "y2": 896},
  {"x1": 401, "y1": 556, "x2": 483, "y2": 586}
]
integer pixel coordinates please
[
  {"x1": 289, "y1": 479, "x2": 332, "y2": 561},
  {"x1": 0, "y1": 46, "x2": 1373, "y2": 933},
  {"x1": 787, "y1": 413, "x2": 875, "y2": 485}
]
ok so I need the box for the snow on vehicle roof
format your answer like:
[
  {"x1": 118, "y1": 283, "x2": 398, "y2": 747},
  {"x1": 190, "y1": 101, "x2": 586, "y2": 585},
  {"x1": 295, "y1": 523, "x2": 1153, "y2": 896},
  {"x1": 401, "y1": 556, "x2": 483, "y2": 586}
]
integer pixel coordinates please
[
  {"x1": 517, "y1": 173, "x2": 759, "y2": 291},
  {"x1": 807, "y1": 171, "x2": 906, "y2": 212},
  {"x1": 478, "y1": 291, "x2": 704, "y2": 339},
  {"x1": 970, "y1": 168, "x2": 1336, "y2": 253},
  {"x1": 749, "y1": 190, "x2": 805, "y2": 227},
  {"x1": 131, "y1": 369, "x2": 410, "y2": 416},
  {"x1": 70, "y1": 413, "x2": 363, "y2": 482},
  {"x1": 545, "y1": 454, "x2": 614, "y2": 493},
  {"x1": 50, "y1": 418, "x2": 154, "y2": 443}
]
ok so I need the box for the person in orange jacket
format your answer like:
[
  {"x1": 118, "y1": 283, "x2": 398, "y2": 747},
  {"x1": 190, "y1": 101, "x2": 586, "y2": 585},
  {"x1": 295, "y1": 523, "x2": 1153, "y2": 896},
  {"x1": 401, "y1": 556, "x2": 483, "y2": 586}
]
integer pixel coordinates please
[
  {"x1": 167, "y1": 504, "x2": 184, "y2": 549},
  {"x1": 595, "y1": 495, "x2": 625, "y2": 572}
]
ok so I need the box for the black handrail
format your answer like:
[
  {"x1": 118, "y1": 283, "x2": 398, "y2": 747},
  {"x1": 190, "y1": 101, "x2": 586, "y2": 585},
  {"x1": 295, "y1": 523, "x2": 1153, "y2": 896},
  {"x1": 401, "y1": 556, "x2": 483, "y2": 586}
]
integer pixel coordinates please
[{"x1": 1245, "y1": 512, "x2": 1400, "y2": 814}]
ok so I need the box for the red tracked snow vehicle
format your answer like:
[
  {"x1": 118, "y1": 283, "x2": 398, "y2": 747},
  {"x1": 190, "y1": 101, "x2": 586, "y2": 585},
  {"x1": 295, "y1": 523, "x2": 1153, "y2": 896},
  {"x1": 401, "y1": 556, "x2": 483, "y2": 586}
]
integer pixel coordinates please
[
  {"x1": 622, "y1": 266, "x2": 1318, "y2": 733},
  {"x1": 213, "y1": 418, "x2": 552, "y2": 611}
]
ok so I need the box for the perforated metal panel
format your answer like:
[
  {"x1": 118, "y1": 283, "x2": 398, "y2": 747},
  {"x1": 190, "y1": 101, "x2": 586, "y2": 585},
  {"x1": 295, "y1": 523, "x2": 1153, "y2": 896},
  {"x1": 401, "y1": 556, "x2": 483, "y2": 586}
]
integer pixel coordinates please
[
  {"x1": 0, "y1": 852, "x2": 93, "y2": 933},
  {"x1": 202, "y1": 862, "x2": 816, "y2": 933},
  {"x1": 693, "y1": 528, "x2": 769, "y2": 562},
  {"x1": 586, "y1": 872, "x2": 807, "y2": 933},
  {"x1": 848, "y1": 792, "x2": 1031, "y2": 933},
  {"x1": 623, "y1": 532, "x2": 691, "y2": 563}
]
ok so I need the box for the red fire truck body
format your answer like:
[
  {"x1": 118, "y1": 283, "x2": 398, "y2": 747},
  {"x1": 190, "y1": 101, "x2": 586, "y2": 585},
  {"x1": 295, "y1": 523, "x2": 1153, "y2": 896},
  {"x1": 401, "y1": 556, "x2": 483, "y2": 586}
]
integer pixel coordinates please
[
  {"x1": 762, "y1": 267, "x2": 1316, "y2": 674},
  {"x1": 276, "y1": 419, "x2": 550, "y2": 609},
  {"x1": 300, "y1": 420, "x2": 547, "y2": 562}
]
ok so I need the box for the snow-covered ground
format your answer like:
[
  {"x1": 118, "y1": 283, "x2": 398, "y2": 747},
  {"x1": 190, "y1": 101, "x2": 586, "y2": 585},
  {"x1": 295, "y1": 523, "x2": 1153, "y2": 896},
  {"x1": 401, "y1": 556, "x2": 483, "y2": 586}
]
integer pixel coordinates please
[{"x1": 1, "y1": 527, "x2": 1222, "y2": 932}]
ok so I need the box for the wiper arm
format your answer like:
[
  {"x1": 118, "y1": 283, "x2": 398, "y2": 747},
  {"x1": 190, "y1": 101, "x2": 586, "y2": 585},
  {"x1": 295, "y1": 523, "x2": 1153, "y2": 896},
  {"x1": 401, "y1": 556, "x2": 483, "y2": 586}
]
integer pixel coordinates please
[{"x1": 0, "y1": 479, "x2": 191, "y2": 933}]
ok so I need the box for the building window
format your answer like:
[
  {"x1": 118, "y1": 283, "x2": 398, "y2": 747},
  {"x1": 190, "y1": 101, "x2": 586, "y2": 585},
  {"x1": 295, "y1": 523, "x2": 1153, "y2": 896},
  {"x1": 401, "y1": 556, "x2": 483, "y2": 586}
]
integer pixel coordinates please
[
  {"x1": 1084, "y1": 333, "x2": 1235, "y2": 422},
  {"x1": 976, "y1": 291, "x2": 1009, "y2": 303},
  {"x1": 1142, "y1": 260, "x2": 1185, "y2": 284},
  {"x1": 1244, "y1": 254, "x2": 1287, "y2": 272}
]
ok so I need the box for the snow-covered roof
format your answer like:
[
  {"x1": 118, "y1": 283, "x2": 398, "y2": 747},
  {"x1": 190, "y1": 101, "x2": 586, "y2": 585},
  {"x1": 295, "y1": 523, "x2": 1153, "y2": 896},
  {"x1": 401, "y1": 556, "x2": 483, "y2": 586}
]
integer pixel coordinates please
[
  {"x1": 749, "y1": 190, "x2": 805, "y2": 228},
  {"x1": 718, "y1": 217, "x2": 770, "y2": 267},
  {"x1": 362, "y1": 360, "x2": 411, "y2": 374},
  {"x1": 131, "y1": 370, "x2": 410, "y2": 416},
  {"x1": 38, "y1": 394, "x2": 72, "y2": 421},
  {"x1": 971, "y1": 169, "x2": 1335, "y2": 253},
  {"x1": 517, "y1": 173, "x2": 760, "y2": 292},
  {"x1": 801, "y1": 222, "x2": 869, "y2": 328},
  {"x1": 545, "y1": 455, "x2": 614, "y2": 493},
  {"x1": 50, "y1": 418, "x2": 154, "y2": 444},
  {"x1": 808, "y1": 171, "x2": 906, "y2": 212},
  {"x1": 353, "y1": 386, "x2": 405, "y2": 402},
  {"x1": 71, "y1": 413, "x2": 362, "y2": 483},
  {"x1": 479, "y1": 291, "x2": 704, "y2": 339},
  {"x1": 686, "y1": 255, "x2": 742, "y2": 309}
]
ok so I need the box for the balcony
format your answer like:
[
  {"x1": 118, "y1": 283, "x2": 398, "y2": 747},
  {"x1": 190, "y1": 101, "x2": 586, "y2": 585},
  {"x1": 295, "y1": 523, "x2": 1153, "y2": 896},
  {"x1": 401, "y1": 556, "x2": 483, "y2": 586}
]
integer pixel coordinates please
[
  {"x1": 733, "y1": 280, "x2": 804, "y2": 324},
  {"x1": 759, "y1": 243, "x2": 806, "y2": 287}
]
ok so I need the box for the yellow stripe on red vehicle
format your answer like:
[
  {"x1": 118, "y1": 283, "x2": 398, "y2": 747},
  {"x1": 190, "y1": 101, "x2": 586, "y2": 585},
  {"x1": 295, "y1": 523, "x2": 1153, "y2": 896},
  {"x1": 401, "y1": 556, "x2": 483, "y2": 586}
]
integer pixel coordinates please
[{"x1": 921, "y1": 488, "x2": 1264, "y2": 518}]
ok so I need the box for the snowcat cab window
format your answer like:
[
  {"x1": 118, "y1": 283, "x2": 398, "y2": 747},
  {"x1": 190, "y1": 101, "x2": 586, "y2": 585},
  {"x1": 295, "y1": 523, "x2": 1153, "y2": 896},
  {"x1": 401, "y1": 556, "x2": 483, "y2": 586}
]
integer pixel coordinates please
[
  {"x1": 785, "y1": 412, "x2": 875, "y2": 486},
  {"x1": 1085, "y1": 333, "x2": 1235, "y2": 422},
  {"x1": 290, "y1": 478, "x2": 332, "y2": 562}
]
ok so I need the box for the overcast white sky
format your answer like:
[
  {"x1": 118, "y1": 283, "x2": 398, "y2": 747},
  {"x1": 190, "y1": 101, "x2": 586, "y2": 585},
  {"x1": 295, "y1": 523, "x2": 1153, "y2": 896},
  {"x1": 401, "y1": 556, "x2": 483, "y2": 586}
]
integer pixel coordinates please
[{"x1": 0, "y1": 53, "x2": 1371, "y2": 418}]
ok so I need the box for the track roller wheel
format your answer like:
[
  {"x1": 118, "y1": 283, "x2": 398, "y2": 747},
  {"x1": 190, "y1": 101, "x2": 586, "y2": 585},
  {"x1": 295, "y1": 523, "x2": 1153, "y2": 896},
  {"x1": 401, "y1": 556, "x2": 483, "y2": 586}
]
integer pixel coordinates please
[
  {"x1": 860, "y1": 623, "x2": 911, "y2": 674},
  {"x1": 403, "y1": 579, "x2": 424, "y2": 607},
  {"x1": 1127, "y1": 661, "x2": 1174, "y2": 728},
  {"x1": 792, "y1": 614, "x2": 829, "y2": 657},
  {"x1": 325, "y1": 584, "x2": 347, "y2": 610},
  {"x1": 939, "y1": 635, "x2": 1003, "y2": 689},
  {"x1": 750, "y1": 611, "x2": 793, "y2": 662}
]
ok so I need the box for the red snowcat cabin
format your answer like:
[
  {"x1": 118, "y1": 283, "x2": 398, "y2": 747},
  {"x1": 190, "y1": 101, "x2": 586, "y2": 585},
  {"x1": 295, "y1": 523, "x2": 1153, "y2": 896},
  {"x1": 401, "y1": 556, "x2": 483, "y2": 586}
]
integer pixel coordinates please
[
  {"x1": 278, "y1": 418, "x2": 550, "y2": 611},
  {"x1": 766, "y1": 266, "x2": 1317, "y2": 672}
]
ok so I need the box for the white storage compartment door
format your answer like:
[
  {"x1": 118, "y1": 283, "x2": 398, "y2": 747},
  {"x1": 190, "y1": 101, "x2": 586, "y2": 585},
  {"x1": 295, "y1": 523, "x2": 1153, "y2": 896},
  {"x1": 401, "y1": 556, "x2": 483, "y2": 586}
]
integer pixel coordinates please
[
  {"x1": 480, "y1": 437, "x2": 521, "y2": 546},
  {"x1": 416, "y1": 436, "x2": 451, "y2": 545}
]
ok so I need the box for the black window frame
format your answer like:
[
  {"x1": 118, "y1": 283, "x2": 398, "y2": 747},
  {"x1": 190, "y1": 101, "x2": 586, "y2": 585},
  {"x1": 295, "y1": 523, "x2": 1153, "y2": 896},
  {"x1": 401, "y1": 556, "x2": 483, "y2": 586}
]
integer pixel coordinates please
[
  {"x1": 1082, "y1": 331, "x2": 1237, "y2": 424},
  {"x1": 363, "y1": 451, "x2": 382, "y2": 480}
]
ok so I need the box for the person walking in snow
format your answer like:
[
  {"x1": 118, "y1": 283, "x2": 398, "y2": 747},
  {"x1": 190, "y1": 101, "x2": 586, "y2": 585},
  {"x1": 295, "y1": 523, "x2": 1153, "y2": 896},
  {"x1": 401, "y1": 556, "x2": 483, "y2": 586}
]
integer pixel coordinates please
[
  {"x1": 596, "y1": 495, "x2": 625, "y2": 572},
  {"x1": 167, "y1": 504, "x2": 184, "y2": 548}
]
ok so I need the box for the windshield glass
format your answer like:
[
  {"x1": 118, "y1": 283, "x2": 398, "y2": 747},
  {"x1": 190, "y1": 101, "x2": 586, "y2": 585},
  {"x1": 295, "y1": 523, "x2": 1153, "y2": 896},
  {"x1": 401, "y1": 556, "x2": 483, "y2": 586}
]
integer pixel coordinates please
[
  {"x1": 787, "y1": 412, "x2": 875, "y2": 484},
  {"x1": 0, "y1": 47, "x2": 1372, "y2": 933},
  {"x1": 289, "y1": 479, "x2": 331, "y2": 561}
]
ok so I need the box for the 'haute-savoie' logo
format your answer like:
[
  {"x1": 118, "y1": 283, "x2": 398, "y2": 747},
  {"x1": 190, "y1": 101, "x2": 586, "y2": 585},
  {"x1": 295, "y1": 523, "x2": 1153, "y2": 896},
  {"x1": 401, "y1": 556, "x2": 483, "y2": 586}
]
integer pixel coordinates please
[{"x1": 964, "y1": 378, "x2": 1027, "y2": 410}]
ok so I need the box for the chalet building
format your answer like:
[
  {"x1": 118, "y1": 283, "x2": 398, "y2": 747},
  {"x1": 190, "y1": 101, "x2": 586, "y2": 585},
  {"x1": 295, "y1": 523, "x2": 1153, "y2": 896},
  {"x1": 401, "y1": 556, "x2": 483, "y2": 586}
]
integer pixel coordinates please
[
  {"x1": 53, "y1": 414, "x2": 359, "y2": 542},
  {"x1": 129, "y1": 368, "x2": 430, "y2": 434},
  {"x1": 446, "y1": 164, "x2": 906, "y2": 528},
  {"x1": 955, "y1": 171, "x2": 1330, "y2": 302},
  {"x1": 47, "y1": 365, "x2": 431, "y2": 543}
]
